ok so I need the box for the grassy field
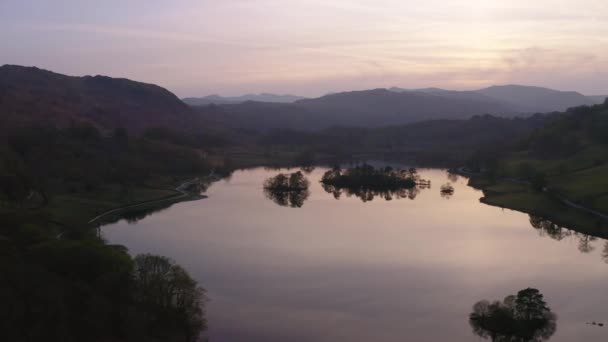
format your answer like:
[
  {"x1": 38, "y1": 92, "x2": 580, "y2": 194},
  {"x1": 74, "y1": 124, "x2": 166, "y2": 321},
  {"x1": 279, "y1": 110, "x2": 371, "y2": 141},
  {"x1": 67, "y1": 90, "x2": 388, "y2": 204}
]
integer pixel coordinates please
[
  {"x1": 473, "y1": 178, "x2": 608, "y2": 238},
  {"x1": 42, "y1": 187, "x2": 180, "y2": 227},
  {"x1": 495, "y1": 142, "x2": 608, "y2": 214}
]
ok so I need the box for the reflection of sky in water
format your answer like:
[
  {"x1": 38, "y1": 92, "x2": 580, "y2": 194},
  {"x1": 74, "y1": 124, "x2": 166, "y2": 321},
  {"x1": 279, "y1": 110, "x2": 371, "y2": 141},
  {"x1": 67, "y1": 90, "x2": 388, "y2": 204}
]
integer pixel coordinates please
[{"x1": 103, "y1": 168, "x2": 608, "y2": 341}]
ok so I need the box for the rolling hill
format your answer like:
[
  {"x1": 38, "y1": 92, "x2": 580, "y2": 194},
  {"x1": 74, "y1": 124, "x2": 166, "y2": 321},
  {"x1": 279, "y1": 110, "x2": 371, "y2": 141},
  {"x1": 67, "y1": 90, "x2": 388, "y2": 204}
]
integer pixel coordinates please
[
  {"x1": 183, "y1": 93, "x2": 306, "y2": 105},
  {"x1": 0, "y1": 65, "x2": 201, "y2": 134},
  {"x1": 475, "y1": 85, "x2": 597, "y2": 112},
  {"x1": 197, "y1": 88, "x2": 526, "y2": 131},
  {"x1": 391, "y1": 84, "x2": 599, "y2": 113}
]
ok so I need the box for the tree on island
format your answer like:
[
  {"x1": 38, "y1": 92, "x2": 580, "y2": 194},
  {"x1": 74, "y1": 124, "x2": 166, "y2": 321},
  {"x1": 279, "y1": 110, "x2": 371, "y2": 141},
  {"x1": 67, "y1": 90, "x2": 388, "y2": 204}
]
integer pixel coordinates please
[
  {"x1": 264, "y1": 171, "x2": 309, "y2": 191},
  {"x1": 440, "y1": 183, "x2": 455, "y2": 198},
  {"x1": 263, "y1": 171, "x2": 310, "y2": 207},
  {"x1": 469, "y1": 288, "x2": 556, "y2": 342},
  {"x1": 320, "y1": 164, "x2": 427, "y2": 202}
]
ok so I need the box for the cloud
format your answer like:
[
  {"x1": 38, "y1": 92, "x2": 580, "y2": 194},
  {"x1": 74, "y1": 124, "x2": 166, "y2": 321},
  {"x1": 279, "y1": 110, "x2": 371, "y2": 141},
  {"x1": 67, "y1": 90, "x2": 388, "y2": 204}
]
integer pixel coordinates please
[{"x1": 26, "y1": 23, "x2": 271, "y2": 50}]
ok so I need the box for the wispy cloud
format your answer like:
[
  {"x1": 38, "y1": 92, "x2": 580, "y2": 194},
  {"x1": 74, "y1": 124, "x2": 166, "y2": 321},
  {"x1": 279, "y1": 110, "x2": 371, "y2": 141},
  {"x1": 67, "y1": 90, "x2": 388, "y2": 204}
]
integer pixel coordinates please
[{"x1": 2, "y1": 0, "x2": 608, "y2": 95}]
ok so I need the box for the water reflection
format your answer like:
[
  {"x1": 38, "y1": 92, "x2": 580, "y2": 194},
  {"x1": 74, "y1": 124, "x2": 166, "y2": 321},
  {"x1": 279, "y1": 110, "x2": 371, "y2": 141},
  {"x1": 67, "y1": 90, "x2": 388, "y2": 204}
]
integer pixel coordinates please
[
  {"x1": 264, "y1": 189, "x2": 310, "y2": 208},
  {"x1": 469, "y1": 288, "x2": 557, "y2": 342},
  {"x1": 103, "y1": 167, "x2": 608, "y2": 342},
  {"x1": 263, "y1": 171, "x2": 311, "y2": 208},
  {"x1": 321, "y1": 183, "x2": 427, "y2": 202},
  {"x1": 447, "y1": 172, "x2": 459, "y2": 183},
  {"x1": 529, "y1": 215, "x2": 602, "y2": 256},
  {"x1": 320, "y1": 165, "x2": 430, "y2": 202},
  {"x1": 440, "y1": 183, "x2": 455, "y2": 199},
  {"x1": 300, "y1": 166, "x2": 315, "y2": 174}
]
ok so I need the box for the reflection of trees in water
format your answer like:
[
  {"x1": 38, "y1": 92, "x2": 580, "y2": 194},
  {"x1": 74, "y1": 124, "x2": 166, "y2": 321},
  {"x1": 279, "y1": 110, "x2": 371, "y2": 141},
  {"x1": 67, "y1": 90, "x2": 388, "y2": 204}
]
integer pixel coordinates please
[
  {"x1": 602, "y1": 242, "x2": 608, "y2": 264},
  {"x1": 320, "y1": 165, "x2": 429, "y2": 202},
  {"x1": 447, "y1": 172, "x2": 459, "y2": 183},
  {"x1": 321, "y1": 183, "x2": 425, "y2": 202},
  {"x1": 440, "y1": 183, "x2": 455, "y2": 199},
  {"x1": 263, "y1": 171, "x2": 311, "y2": 208},
  {"x1": 264, "y1": 188, "x2": 310, "y2": 208},
  {"x1": 469, "y1": 288, "x2": 557, "y2": 342},
  {"x1": 121, "y1": 202, "x2": 174, "y2": 224},
  {"x1": 529, "y1": 215, "x2": 600, "y2": 254},
  {"x1": 300, "y1": 166, "x2": 315, "y2": 174}
]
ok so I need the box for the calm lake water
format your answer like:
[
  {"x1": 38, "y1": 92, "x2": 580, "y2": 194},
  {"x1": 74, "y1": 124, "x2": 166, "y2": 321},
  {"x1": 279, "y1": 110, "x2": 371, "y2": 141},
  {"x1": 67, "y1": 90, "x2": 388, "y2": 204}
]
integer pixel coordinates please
[{"x1": 103, "y1": 167, "x2": 608, "y2": 341}]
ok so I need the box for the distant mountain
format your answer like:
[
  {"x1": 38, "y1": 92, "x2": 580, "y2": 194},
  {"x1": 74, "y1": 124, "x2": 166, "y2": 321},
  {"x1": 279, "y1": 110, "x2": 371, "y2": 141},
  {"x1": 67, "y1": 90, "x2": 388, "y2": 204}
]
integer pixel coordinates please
[
  {"x1": 390, "y1": 84, "x2": 598, "y2": 113},
  {"x1": 201, "y1": 84, "x2": 601, "y2": 132},
  {"x1": 2, "y1": 65, "x2": 601, "y2": 135},
  {"x1": 196, "y1": 88, "x2": 525, "y2": 131},
  {"x1": 183, "y1": 93, "x2": 306, "y2": 106},
  {"x1": 390, "y1": 87, "x2": 515, "y2": 106},
  {"x1": 588, "y1": 95, "x2": 608, "y2": 104},
  {"x1": 475, "y1": 85, "x2": 596, "y2": 112},
  {"x1": 0, "y1": 65, "x2": 200, "y2": 133}
]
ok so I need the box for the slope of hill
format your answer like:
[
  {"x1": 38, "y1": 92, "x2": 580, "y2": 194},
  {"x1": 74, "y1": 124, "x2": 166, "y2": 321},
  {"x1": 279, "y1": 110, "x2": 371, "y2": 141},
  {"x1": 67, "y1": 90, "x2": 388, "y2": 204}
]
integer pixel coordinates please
[
  {"x1": 256, "y1": 113, "x2": 551, "y2": 166},
  {"x1": 391, "y1": 84, "x2": 599, "y2": 113},
  {"x1": 183, "y1": 93, "x2": 306, "y2": 106},
  {"x1": 390, "y1": 86, "x2": 517, "y2": 106},
  {"x1": 0, "y1": 65, "x2": 199, "y2": 133},
  {"x1": 201, "y1": 85, "x2": 601, "y2": 132},
  {"x1": 588, "y1": 95, "x2": 608, "y2": 104},
  {"x1": 198, "y1": 88, "x2": 526, "y2": 132},
  {"x1": 476, "y1": 85, "x2": 596, "y2": 113},
  {"x1": 469, "y1": 101, "x2": 608, "y2": 231}
]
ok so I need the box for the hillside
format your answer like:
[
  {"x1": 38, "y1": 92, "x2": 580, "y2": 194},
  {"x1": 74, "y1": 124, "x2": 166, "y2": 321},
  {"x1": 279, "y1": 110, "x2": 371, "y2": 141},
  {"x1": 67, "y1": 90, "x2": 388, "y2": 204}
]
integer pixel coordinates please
[
  {"x1": 0, "y1": 65, "x2": 200, "y2": 134},
  {"x1": 588, "y1": 95, "x2": 608, "y2": 104},
  {"x1": 183, "y1": 93, "x2": 306, "y2": 105},
  {"x1": 391, "y1": 84, "x2": 599, "y2": 113},
  {"x1": 198, "y1": 88, "x2": 527, "y2": 132},
  {"x1": 196, "y1": 85, "x2": 602, "y2": 132},
  {"x1": 469, "y1": 100, "x2": 608, "y2": 230},
  {"x1": 476, "y1": 85, "x2": 596, "y2": 113},
  {"x1": 255, "y1": 113, "x2": 552, "y2": 166},
  {"x1": 389, "y1": 87, "x2": 515, "y2": 106}
]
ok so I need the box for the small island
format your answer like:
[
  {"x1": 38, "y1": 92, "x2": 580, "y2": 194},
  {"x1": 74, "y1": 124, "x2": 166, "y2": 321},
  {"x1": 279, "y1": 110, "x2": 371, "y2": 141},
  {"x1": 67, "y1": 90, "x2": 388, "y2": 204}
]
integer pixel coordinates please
[
  {"x1": 263, "y1": 171, "x2": 310, "y2": 207},
  {"x1": 320, "y1": 164, "x2": 429, "y2": 202},
  {"x1": 440, "y1": 183, "x2": 455, "y2": 198},
  {"x1": 469, "y1": 288, "x2": 556, "y2": 341}
]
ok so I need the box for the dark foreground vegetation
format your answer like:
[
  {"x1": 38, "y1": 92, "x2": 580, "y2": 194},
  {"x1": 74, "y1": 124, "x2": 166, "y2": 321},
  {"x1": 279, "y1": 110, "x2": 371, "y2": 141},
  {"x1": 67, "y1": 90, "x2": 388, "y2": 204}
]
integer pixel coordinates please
[
  {"x1": 469, "y1": 288, "x2": 556, "y2": 342},
  {"x1": 0, "y1": 212, "x2": 207, "y2": 342},
  {"x1": 0, "y1": 101, "x2": 218, "y2": 341}
]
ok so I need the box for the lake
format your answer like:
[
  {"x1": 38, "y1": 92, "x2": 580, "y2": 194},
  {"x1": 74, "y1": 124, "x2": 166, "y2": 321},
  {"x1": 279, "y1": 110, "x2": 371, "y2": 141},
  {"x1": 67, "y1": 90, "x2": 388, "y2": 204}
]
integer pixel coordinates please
[{"x1": 103, "y1": 167, "x2": 608, "y2": 341}]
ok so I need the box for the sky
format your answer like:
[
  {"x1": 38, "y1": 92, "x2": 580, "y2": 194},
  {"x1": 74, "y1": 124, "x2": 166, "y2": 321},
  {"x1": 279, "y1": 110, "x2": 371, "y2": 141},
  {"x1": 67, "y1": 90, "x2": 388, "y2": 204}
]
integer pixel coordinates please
[{"x1": 1, "y1": 0, "x2": 607, "y2": 97}]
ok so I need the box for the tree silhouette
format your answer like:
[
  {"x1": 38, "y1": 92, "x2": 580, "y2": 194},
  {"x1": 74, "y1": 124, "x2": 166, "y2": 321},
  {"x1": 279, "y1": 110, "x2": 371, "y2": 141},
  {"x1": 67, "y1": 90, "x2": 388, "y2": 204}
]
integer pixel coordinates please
[
  {"x1": 263, "y1": 171, "x2": 310, "y2": 207},
  {"x1": 529, "y1": 215, "x2": 602, "y2": 257},
  {"x1": 320, "y1": 164, "x2": 428, "y2": 202},
  {"x1": 447, "y1": 172, "x2": 459, "y2": 183},
  {"x1": 133, "y1": 254, "x2": 207, "y2": 342},
  {"x1": 469, "y1": 288, "x2": 556, "y2": 342},
  {"x1": 440, "y1": 183, "x2": 455, "y2": 199}
]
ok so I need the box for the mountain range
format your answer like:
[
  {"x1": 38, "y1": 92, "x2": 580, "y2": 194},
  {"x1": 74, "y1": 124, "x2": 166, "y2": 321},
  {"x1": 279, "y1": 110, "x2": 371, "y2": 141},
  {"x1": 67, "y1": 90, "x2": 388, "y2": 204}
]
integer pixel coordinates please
[
  {"x1": 2, "y1": 65, "x2": 606, "y2": 134},
  {"x1": 390, "y1": 85, "x2": 601, "y2": 112},
  {"x1": 182, "y1": 93, "x2": 306, "y2": 105},
  {"x1": 196, "y1": 85, "x2": 605, "y2": 131}
]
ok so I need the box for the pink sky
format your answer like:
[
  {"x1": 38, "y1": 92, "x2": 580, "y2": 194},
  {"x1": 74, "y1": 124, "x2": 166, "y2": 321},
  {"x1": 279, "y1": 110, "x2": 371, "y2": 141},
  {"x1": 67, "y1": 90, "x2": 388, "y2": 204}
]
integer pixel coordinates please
[{"x1": 1, "y1": 0, "x2": 607, "y2": 96}]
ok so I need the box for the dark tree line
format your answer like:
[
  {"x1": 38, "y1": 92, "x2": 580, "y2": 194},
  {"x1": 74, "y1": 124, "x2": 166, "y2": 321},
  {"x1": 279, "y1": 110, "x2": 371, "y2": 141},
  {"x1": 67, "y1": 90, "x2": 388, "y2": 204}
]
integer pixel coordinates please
[
  {"x1": 0, "y1": 213, "x2": 207, "y2": 342},
  {"x1": 320, "y1": 165, "x2": 428, "y2": 202},
  {"x1": 0, "y1": 123, "x2": 215, "y2": 207},
  {"x1": 263, "y1": 171, "x2": 311, "y2": 207}
]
